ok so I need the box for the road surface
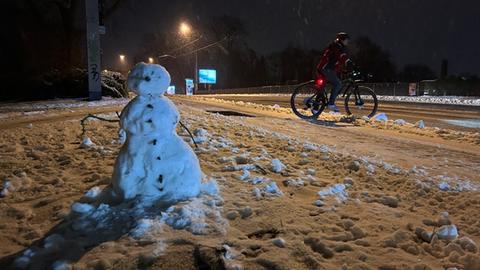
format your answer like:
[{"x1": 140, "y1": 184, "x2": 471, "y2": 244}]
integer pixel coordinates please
[{"x1": 197, "y1": 94, "x2": 480, "y2": 132}]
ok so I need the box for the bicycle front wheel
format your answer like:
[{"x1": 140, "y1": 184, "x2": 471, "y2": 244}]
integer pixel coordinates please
[
  {"x1": 344, "y1": 86, "x2": 378, "y2": 118},
  {"x1": 290, "y1": 82, "x2": 327, "y2": 119}
]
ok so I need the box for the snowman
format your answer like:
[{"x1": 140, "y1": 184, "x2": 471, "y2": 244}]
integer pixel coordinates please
[{"x1": 111, "y1": 62, "x2": 202, "y2": 202}]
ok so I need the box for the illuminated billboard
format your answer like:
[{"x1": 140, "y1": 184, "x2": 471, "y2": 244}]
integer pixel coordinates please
[
  {"x1": 199, "y1": 69, "x2": 216, "y2": 84},
  {"x1": 185, "y1": 79, "x2": 194, "y2": 95},
  {"x1": 166, "y1": 85, "x2": 175, "y2": 95}
]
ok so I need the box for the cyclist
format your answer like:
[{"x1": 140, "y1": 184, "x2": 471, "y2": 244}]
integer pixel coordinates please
[{"x1": 316, "y1": 32, "x2": 353, "y2": 112}]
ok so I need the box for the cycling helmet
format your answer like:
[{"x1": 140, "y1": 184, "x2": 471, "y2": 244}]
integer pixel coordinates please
[{"x1": 336, "y1": 32, "x2": 350, "y2": 41}]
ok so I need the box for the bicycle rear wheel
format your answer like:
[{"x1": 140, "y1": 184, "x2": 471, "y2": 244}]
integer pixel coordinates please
[
  {"x1": 290, "y1": 82, "x2": 327, "y2": 119},
  {"x1": 344, "y1": 86, "x2": 378, "y2": 118}
]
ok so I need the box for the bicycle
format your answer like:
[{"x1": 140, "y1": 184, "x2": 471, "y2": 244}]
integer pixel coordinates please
[{"x1": 290, "y1": 70, "x2": 378, "y2": 119}]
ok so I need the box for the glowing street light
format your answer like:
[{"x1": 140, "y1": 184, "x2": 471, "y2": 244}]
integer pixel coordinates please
[
  {"x1": 178, "y1": 22, "x2": 199, "y2": 94},
  {"x1": 179, "y1": 22, "x2": 192, "y2": 37},
  {"x1": 119, "y1": 54, "x2": 125, "y2": 62},
  {"x1": 148, "y1": 57, "x2": 154, "y2": 63}
]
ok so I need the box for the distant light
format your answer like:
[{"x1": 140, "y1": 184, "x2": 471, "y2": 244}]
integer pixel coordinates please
[
  {"x1": 179, "y1": 22, "x2": 192, "y2": 36},
  {"x1": 119, "y1": 54, "x2": 125, "y2": 61},
  {"x1": 148, "y1": 57, "x2": 154, "y2": 63},
  {"x1": 103, "y1": 69, "x2": 108, "y2": 72}
]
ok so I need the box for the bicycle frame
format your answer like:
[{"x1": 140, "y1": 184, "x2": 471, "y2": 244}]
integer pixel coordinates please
[
  {"x1": 341, "y1": 81, "x2": 355, "y2": 98},
  {"x1": 307, "y1": 75, "x2": 363, "y2": 104}
]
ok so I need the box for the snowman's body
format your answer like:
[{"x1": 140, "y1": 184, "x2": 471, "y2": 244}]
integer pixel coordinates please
[{"x1": 112, "y1": 63, "x2": 201, "y2": 202}]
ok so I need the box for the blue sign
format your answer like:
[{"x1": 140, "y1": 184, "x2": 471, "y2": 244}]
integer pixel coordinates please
[
  {"x1": 167, "y1": 85, "x2": 175, "y2": 95},
  {"x1": 199, "y1": 69, "x2": 217, "y2": 84},
  {"x1": 185, "y1": 79, "x2": 194, "y2": 95}
]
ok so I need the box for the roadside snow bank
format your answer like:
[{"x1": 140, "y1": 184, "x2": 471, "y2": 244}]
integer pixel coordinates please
[{"x1": 374, "y1": 95, "x2": 480, "y2": 106}]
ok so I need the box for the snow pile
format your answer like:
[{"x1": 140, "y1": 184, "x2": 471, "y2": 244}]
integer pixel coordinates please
[
  {"x1": 365, "y1": 164, "x2": 376, "y2": 174},
  {"x1": 251, "y1": 176, "x2": 268, "y2": 185},
  {"x1": 161, "y1": 196, "x2": 226, "y2": 235},
  {"x1": 381, "y1": 162, "x2": 403, "y2": 174},
  {"x1": 283, "y1": 178, "x2": 305, "y2": 187},
  {"x1": 221, "y1": 244, "x2": 243, "y2": 270},
  {"x1": 84, "y1": 186, "x2": 102, "y2": 200},
  {"x1": 264, "y1": 182, "x2": 283, "y2": 196},
  {"x1": 224, "y1": 164, "x2": 257, "y2": 171},
  {"x1": 1, "y1": 181, "x2": 13, "y2": 197},
  {"x1": 23, "y1": 111, "x2": 44, "y2": 116},
  {"x1": 374, "y1": 95, "x2": 480, "y2": 106},
  {"x1": 318, "y1": 144, "x2": 331, "y2": 153},
  {"x1": 436, "y1": 175, "x2": 479, "y2": 192},
  {"x1": 73, "y1": 180, "x2": 225, "y2": 235},
  {"x1": 234, "y1": 170, "x2": 250, "y2": 181},
  {"x1": 272, "y1": 238, "x2": 286, "y2": 248},
  {"x1": 415, "y1": 120, "x2": 426, "y2": 129},
  {"x1": 270, "y1": 159, "x2": 285, "y2": 173},
  {"x1": 393, "y1": 119, "x2": 407, "y2": 126},
  {"x1": 411, "y1": 166, "x2": 428, "y2": 176},
  {"x1": 1, "y1": 172, "x2": 32, "y2": 197},
  {"x1": 193, "y1": 128, "x2": 209, "y2": 144},
  {"x1": 80, "y1": 137, "x2": 95, "y2": 148},
  {"x1": 52, "y1": 260, "x2": 71, "y2": 270},
  {"x1": 371, "y1": 113, "x2": 388, "y2": 122},
  {"x1": 71, "y1": 202, "x2": 95, "y2": 214},
  {"x1": 14, "y1": 249, "x2": 35, "y2": 269},
  {"x1": 303, "y1": 143, "x2": 318, "y2": 151},
  {"x1": 212, "y1": 137, "x2": 234, "y2": 148},
  {"x1": 436, "y1": 225, "x2": 458, "y2": 241},
  {"x1": 253, "y1": 182, "x2": 284, "y2": 199},
  {"x1": 355, "y1": 155, "x2": 405, "y2": 175},
  {"x1": 317, "y1": 183, "x2": 349, "y2": 204}
]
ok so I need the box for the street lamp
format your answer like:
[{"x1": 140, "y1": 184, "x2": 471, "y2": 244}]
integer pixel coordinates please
[
  {"x1": 178, "y1": 22, "x2": 198, "y2": 94},
  {"x1": 179, "y1": 22, "x2": 192, "y2": 37},
  {"x1": 148, "y1": 57, "x2": 154, "y2": 63},
  {"x1": 118, "y1": 54, "x2": 127, "y2": 75}
]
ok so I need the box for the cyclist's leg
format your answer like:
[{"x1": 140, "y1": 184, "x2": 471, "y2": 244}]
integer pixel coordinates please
[{"x1": 321, "y1": 69, "x2": 342, "y2": 105}]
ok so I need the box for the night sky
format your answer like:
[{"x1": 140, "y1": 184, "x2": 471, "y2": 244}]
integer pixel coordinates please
[{"x1": 103, "y1": 0, "x2": 480, "y2": 76}]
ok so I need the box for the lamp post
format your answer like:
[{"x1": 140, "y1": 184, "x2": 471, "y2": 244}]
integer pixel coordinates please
[
  {"x1": 119, "y1": 54, "x2": 127, "y2": 75},
  {"x1": 179, "y1": 22, "x2": 199, "y2": 94}
]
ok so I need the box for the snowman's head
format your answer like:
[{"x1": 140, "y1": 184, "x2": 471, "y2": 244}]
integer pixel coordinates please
[{"x1": 127, "y1": 62, "x2": 171, "y2": 96}]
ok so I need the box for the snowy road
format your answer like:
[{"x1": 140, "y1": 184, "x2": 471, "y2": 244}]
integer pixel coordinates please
[
  {"x1": 196, "y1": 94, "x2": 480, "y2": 132},
  {"x1": 174, "y1": 96, "x2": 480, "y2": 182}
]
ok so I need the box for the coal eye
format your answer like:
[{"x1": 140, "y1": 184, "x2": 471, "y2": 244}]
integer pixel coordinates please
[{"x1": 144, "y1": 76, "x2": 151, "y2": 82}]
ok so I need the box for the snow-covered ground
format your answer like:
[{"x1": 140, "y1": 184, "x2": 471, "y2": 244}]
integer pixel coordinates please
[{"x1": 0, "y1": 97, "x2": 479, "y2": 269}]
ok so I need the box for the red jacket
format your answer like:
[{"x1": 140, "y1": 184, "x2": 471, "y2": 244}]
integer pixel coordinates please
[{"x1": 317, "y1": 41, "x2": 350, "y2": 74}]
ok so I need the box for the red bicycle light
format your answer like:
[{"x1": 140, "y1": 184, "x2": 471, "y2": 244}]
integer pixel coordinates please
[{"x1": 315, "y1": 78, "x2": 324, "y2": 87}]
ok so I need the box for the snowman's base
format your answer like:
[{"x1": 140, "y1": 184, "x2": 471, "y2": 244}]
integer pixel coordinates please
[
  {"x1": 74, "y1": 178, "x2": 224, "y2": 235},
  {"x1": 13, "y1": 179, "x2": 226, "y2": 270}
]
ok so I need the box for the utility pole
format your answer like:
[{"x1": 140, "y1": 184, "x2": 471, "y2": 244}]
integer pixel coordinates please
[
  {"x1": 194, "y1": 51, "x2": 198, "y2": 94},
  {"x1": 85, "y1": 0, "x2": 102, "y2": 101}
]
